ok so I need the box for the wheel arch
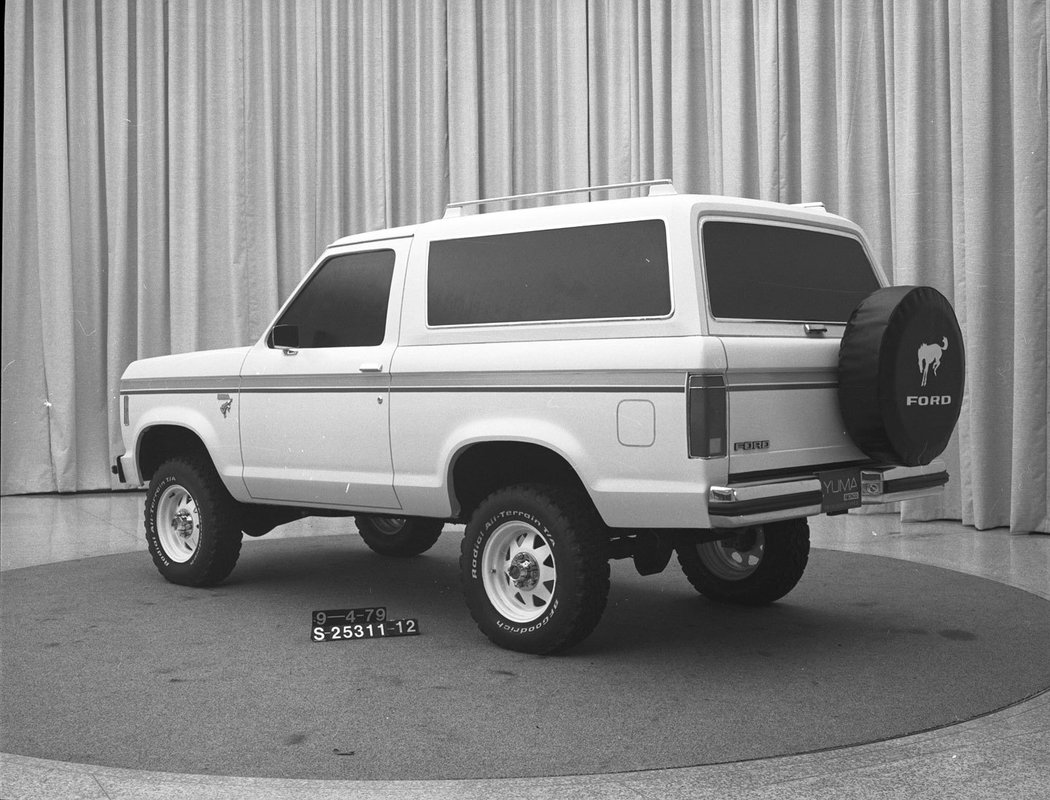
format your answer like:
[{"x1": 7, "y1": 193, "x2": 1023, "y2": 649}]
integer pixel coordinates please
[
  {"x1": 136, "y1": 424, "x2": 212, "y2": 483},
  {"x1": 448, "y1": 440, "x2": 592, "y2": 523}
]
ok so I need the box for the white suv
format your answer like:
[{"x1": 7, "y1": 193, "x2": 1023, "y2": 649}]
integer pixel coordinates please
[{"x1": 114, "y1": 181, "x2": 965, "y2": 653}]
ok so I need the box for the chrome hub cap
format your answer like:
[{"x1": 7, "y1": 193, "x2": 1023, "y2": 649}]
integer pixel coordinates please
[
  {"x1": 507, "y1": 552, "x2": 540, "y2": 591},
  {"x1": 173, "y1": 510, "x2": 194, "y2": 537},
  {"x1": 482, "y1": 521, "x2": 557, "y2": 623}
]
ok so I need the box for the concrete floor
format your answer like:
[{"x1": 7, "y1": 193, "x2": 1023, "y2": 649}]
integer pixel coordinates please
[{"x1": 1, "y1": 492, "x2": 1047, "y2": 799}]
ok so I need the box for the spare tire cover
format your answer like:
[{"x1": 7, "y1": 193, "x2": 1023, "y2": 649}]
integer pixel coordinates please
[{"x1": 838, "y1": 286, "x2": 965, "y2": 466}]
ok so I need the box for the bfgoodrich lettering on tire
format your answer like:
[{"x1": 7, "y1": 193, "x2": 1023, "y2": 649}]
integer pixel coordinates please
[
  {"x1": 676, "y1": 518, "x2": 810, "y2": 605},
  {"x1": 460, "y1": 484, "x2": 610, "y2": 654},
  {"x1": 145, "y1": 456, "x2": 243, "y2": 587}
]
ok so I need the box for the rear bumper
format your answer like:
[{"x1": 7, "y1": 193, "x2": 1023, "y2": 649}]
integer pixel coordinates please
[{"x1": 707, "y1": 460, "x2": 948, "y2": 528}]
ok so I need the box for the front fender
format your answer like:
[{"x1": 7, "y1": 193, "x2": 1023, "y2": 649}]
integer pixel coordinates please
[{"x1": 131, "y1": 397, "x2": 249, "y2": 501}]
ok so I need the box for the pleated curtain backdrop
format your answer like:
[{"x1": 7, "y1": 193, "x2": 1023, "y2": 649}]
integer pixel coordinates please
[{"x1": 2, "y1": 0, "x2": 1047, "y2": 533}]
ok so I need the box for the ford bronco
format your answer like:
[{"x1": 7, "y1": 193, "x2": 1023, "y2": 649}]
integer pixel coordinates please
[{"x1": 114, "y1": 180, "x2": 965, "y2": 653}]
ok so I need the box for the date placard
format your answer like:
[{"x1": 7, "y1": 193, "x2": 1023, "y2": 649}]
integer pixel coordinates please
[
  {"x1": 311, "y1": 618, "x2": 420, "y2": 642},
  {"x1": 310, "y1": 607, "x2": 419, "y2": 642},
  {"x1": 312, "y1": 607, "x2": 387, "y2": 626}
]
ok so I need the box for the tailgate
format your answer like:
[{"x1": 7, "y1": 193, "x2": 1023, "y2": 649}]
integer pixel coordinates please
[{"x1": 721, "y1": 337, "x2": 868, "y2": 481}]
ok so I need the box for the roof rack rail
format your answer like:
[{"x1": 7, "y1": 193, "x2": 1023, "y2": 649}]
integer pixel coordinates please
[
  {"x1": 443, "y1": 179, "x2": 677, "y2": 218},
  {"x1": 792, "y1": 201, "x2": 827, "y2": 213}
]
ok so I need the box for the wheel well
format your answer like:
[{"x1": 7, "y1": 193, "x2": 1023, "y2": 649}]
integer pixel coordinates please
[
  {"x1": 450, "y1": 442, "x2": 588, "y2": 522},
  {"x1": 137, "y1": 425, "x2": 210, "y2": 482}
]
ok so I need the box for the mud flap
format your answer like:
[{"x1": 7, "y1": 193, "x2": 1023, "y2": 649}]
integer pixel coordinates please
[{"x1": 632, "y1": 531, "x2": 675, "y2": 575}]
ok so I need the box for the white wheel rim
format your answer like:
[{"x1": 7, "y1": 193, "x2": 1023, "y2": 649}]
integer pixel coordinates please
[
  {"x1": 370, "y1": 517, "x2": 407, "y2": 535},
  {"x1": 156, "y1": 484, "x2": 201, "y2": 563},
  {"x1": 696, "y1": 529, "x2": 765, "y2": 581},
  {"x1": 481, "y1": 521, "x2": 557, "y2": 623}
]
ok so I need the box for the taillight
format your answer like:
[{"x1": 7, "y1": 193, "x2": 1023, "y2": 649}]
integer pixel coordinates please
[{"x1": 687, "y1": 374, "x2": 727, "y2": 458}]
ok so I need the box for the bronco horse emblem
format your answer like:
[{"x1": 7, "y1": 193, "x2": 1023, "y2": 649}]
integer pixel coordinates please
[
  {"x1": 917, "y1": 337, "x2": 949, "y2": 387},
  {"x1": 217, "y1": 393, "x2": 233, "y2": 419}
]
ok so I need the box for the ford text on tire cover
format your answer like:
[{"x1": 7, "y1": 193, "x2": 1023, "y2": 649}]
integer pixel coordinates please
[{"x1": 114, "y1": 181, "x2": 964, "y2": 654}]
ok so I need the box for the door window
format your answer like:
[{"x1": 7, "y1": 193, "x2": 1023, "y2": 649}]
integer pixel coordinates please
[{"x1": 273, "y1": 250, "x2": 395, "y2": 347}]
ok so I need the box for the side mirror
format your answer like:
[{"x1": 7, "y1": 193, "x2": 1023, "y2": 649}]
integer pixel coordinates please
[{"x1": 271, "y1": 324, "x2": 300, "y2": 351}]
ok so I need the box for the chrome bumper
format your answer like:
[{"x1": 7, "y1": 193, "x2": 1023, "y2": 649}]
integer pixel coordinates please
[{"x1": 707, "y1": 460, "x2": 948, "y2": 528}]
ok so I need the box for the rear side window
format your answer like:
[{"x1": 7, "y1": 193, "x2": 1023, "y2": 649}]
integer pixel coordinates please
[
  {"x1": 427, "y1": 220, "x2": 671, "y2": 326},
  {"x1": 273, "y1": 250, "x2": 395, "y2": 347},
  {"x1": 702, "y1": 221, "x2": 879, "y2": 322}
]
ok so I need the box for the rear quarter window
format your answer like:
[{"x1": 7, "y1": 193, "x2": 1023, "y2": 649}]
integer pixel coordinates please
[
  {"x1": 427, "y1": 220, "x2": 671, "y2": 326},
  {"x1": 701, "y1": 220, "x2": 879, "y2": 322}
]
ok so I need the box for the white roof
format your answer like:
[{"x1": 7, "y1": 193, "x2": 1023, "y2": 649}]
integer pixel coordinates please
[{"x1": 326, "y1": 193, "x2": 853, "y2": 248}]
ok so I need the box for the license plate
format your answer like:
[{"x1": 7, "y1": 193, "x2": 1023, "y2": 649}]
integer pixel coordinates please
[{"x1": 817, "y1": 467, "x2": 863, "y2": 514}]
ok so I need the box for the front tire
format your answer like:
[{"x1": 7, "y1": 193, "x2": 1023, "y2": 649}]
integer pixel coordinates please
[
  {"x1": 676, "y1": 518, "x2": 810, "y2": 605},
  {"x1": 145, "y1": 456, "x2": 243, "y2": 587},
  {"x1": 460, "y1": 484, "x2": 610, "y2": 654},
  {"x1": 354, "y1": 515, "x2": 444, "y2": 557}
]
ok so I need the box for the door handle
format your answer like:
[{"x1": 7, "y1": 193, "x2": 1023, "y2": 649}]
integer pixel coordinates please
[{"x1": 358, "y1": 363, "x2": 383, "y2": 373}]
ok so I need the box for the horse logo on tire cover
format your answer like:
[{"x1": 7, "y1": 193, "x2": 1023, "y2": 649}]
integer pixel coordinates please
[{"x1": 917, "y1": 337, "x2": 948, "y2": 387}]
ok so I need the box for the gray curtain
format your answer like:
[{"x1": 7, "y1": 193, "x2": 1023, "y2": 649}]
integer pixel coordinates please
[{"x1": 3, "y1": 0, "x2": 1047, "y2": 533}]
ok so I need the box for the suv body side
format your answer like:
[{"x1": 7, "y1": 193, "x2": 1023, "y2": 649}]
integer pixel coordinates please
[{"x1": 118, "y1": 193, "x2": 940, "y2": 529}]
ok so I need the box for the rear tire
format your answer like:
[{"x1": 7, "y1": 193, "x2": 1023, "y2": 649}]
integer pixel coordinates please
[
  {"x1": 355, "y1": 515, "x2": 444, "y2": 557},
  {"x1": 145, "y1": 456, "x2": 243, "y2": 587},
  {"x1": 460, "y1": 484, "x2": 610, "y2": 654},
  {"x1": 676, "y1": 518, "x2": 810, "y2": 605}
]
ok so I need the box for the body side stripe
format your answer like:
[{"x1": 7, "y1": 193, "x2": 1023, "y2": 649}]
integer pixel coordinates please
[
  {"x1": 122, "y1": 384, "x2": 686, "y2": 396},
  {"x1": 726, "y1": 382, "x2": 838, "y2": 392}
]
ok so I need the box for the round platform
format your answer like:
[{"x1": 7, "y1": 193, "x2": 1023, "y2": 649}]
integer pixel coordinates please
[{"x1": 2, "y1": 533, "x2": 1048, "y2": 781}]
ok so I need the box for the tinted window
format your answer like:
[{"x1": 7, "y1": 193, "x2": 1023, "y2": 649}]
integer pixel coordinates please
[
  {"x1": 274, "y1": 250, "x2": 395, "y2": 347},
  {"x1": 428, "y1": 220, "x2": 671, "y2": 326},
  {"x1": 702, "y1": 221, "x2": 879, "y2": 322}
]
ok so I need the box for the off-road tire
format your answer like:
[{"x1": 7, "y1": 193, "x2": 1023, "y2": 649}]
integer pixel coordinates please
[
  {"x1": 676, "y1": 518, "x2": 810, "y2": 605},
  {"x1": 460, "y1": 484, "x2": 610, "y2": 654},
  {"x1": 355, "y1": 515, "x2": 444, "y2": 557},
  {"x1": 145, "y1": 456, "x2": 243, "y2": 587}
]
